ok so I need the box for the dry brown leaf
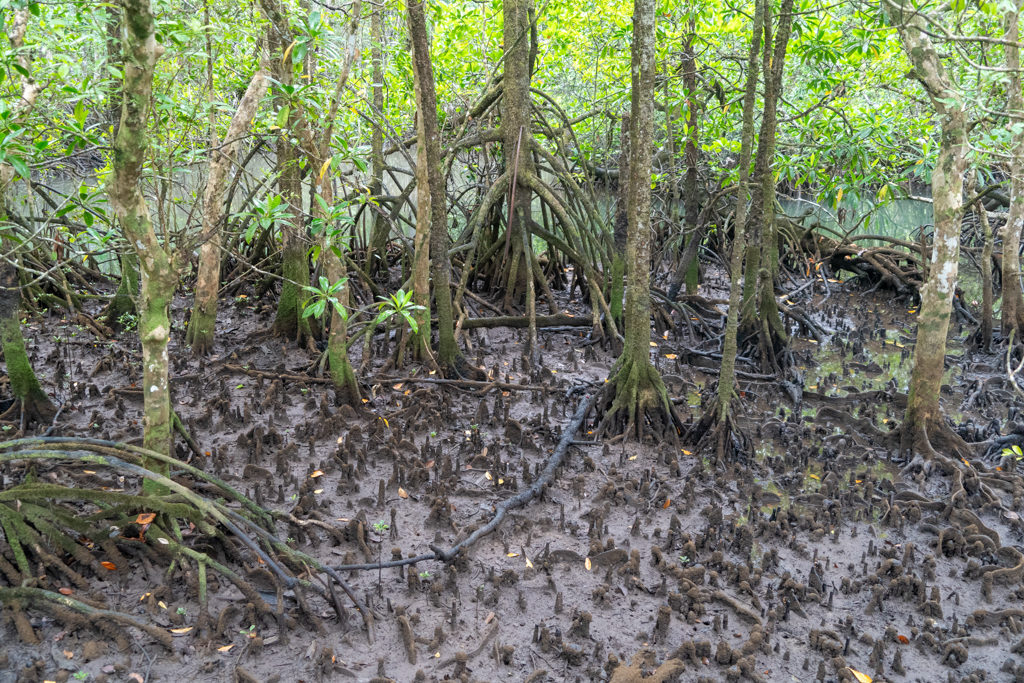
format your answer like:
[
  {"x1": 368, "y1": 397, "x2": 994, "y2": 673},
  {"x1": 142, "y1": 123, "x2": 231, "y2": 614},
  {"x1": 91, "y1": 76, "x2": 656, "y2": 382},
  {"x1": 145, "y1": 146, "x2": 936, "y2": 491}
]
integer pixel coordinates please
[
  {"x1": 217, "y1": 644, "x2": 235, "y2": 652},
  {"x1": 58, "y1": 587, "x2": 73, "y2": 596},
  {"x1": 169, "y1": 627, "x2": 193, "y2": 635},
  {"x1": 135, "y1": 512, "x2": 156, "y2": 525},
  {"x1": 849, "y1": 669, "x2": 872, "y2": 683},
  {"x1": 310, "y1": 470, "x2": 324, "y2": 478}
]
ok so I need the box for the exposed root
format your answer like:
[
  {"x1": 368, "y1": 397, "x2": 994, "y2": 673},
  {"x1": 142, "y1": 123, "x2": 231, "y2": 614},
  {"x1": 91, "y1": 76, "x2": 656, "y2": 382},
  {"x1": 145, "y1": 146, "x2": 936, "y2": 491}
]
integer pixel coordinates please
[
  {"x1": 594, "y1": 355, "x2": 683, "y2": 442},
  {"x1": 686, "y1": 405, "x2": 751, "y2": 464}
]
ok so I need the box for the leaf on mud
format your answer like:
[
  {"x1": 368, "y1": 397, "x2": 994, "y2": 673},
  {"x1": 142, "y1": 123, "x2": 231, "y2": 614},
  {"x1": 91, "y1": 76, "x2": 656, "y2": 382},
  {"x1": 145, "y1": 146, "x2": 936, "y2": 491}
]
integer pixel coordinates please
[
  {"x1": 484, "y1": 471, "x2": 493, "y2": 481},
  {"x1": 218, "y1": 644, "x2": 235, "y2": 652},
  {"x1": 135, "y1": 512, "x2": 156, "y2": 525},
  {"x1": 393, "y1": 383, "x2": 404, "y2": 390},
  {"x1": 424, "y1": 460, "x2": 435, "y2": 469},
  {"x1": 897, "y1": 635, "x2": 909, "y2": 644},
  {"x1": 849, "y1": 669, "x2": 872, "y2": 683},
  {"x1": 628, "y1": 455, "x2": 638, "y2": 461},
  {"x1": 58, "y1": 587, "x2": 73, "y2": 596},
  {"x1": 681, "y1": 449, "x2": 692, "y2": 455},
  {"x1": 83, "y1": 470, "x2": 96, "y2": 474},
  {"x1": 808, "y1": 473, "x2": 820, "y2": 480},
  {"x1": 664, "y1": 354, "x2": 677, "y2": 360},
  {"x1": 485, "y1": 611, "x2": 495, "y2": 624},
  {"x1": 170, "y1": 627, "x2": 193, "y2": 635},
  {"x1": 63, "y1": 649, "x2": 74, "y2": 659},
  {"x1": 158, "y1": 601, "x2": 167, "y2": 609},
  {"x1": 128, "y1": 674, "x2": 144, "y2": 683},
  {"x1": 585, "y1": 557, "x2": 592, "y2": 571},
  {"x1": 525, "y1": 557, "x2": 534, "y2": 569},
  {"x1": 649, "y1": 341, "x2": 658, "y2": 347},
  {"x1": 313, "y1": 489, "x2": 323, "y2": 494},
  {"x1": 398, "y1": 487, "x2": 409, "y2": 499},
  {"x1": 662, "y1": 499, "x2": 671, "y2": 509},
  {"x1": 100, "y1": 561, "x2": 117, "y2": 571},
  {"x1": 310, "y1": 470, "x2": 325, "y2": 478},
  {"x1": 507, "y1": 552, "x2": 519, "y2": 557}
]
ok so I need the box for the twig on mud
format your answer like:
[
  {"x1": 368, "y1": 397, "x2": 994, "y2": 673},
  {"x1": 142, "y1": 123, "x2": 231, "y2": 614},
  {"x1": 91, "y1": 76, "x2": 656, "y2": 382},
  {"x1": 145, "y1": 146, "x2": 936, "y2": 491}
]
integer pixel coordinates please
[
  {"x1": 221, "y1": 363, "x2": 332, "y2": 384},
  {"x1": 373, "y1": 375, "x2": 551, "y2": 394},
  {"x1": 333, "y1": 394, "x2": 595, "y2": 572}
]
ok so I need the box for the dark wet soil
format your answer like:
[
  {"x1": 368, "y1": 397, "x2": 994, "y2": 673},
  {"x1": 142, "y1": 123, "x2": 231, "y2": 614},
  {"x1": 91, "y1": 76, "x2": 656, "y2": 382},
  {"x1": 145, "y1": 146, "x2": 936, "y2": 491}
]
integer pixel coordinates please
[{"x1": 3, "y1": 278, "x2": 1024, "y2": 683}]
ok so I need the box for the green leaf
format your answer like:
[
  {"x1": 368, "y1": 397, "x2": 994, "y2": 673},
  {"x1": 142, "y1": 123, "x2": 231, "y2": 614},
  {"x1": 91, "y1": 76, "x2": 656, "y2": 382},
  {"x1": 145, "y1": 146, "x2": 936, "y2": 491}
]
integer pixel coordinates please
[
  {"x1": 275, "y1": 106, "x2": 290, "y2": 129},
  {"x1": 8, "y1": 156, "x2": 30, "y2": 181}
]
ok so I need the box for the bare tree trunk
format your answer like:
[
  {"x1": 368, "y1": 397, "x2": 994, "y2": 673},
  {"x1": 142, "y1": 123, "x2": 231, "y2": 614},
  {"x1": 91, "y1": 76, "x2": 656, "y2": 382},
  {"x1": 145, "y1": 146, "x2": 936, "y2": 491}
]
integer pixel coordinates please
[
  {"x1": 1003, "y1": 2, "x2": 1024, "y2": 338},
  {"x1": 884, "y1": 0, "x2": 969, "y2": 462},
  {"x1": 365, "y1": 5, "x2": 388, "y2": 280},
  {"x1": 407, "y1": 0, "x2": 460, "y2": 372},
  {"x1": 187, "y1": 66, "x2": 269, "y2": 355},
  {"x1": 718, "y1": 0, "x2": 765, "y2": 423},
  {"x1": 108, "y1": 0, "x2": 177, "y2": 485},
  {"x1": 261, "y1": 0, "x2": 313, "y2": 346},
  {"x1": 597, "y1": 0, "x2": 678, "y2": 441}
]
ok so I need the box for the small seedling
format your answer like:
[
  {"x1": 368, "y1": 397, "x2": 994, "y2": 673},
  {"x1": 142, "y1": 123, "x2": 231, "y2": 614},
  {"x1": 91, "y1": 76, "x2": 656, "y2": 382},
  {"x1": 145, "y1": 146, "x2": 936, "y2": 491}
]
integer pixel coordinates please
[
  {"x1": 176, "y1": 606, "x2": 187, "y2": 616},
  {"x1": 1002, "y1": 445, "x2": 1024, "y2": 460},
  {"x1": 373, "y1": 520, "x2": 389, "y2": 534},
  {"x1": 678, "y1": 555, "x2": 689, "y2": 564},
  {"x1": 239, "y1": 624, "x2": 256, "y2": 635},
  {"x1": 430, "y1": 431, "x2": 437, "y2": 438},
  {"x1": 418, "y1": 570, "x2": 431, "y2": 580},
  {"x1": 73, "y1": 672, "x2": 88, "y2": 681}
]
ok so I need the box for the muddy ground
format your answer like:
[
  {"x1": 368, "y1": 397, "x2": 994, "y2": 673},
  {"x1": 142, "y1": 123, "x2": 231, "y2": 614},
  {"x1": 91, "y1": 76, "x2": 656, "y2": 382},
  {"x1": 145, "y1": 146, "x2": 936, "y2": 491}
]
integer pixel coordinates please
[{"x1": 2, "y1": 275, "x2": 1024, "y2": 683}]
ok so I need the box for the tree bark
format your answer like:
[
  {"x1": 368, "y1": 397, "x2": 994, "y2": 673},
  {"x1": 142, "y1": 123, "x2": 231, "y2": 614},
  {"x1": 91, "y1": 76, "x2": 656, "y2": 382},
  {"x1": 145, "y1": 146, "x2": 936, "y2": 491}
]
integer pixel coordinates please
[
  {"x1": 407, "y1": 0, "x2": 459, "y2": 371},
  {"x1": 884, "y1": 1, "x2": 969, "y2": 457},
  {"x1": 609, "y1": 114, "x2": 630, "y2": 334},
  {"x1": 365, "y1": 5, "x2": 389, "y2": 280},
  {"x1": 187, "y1": 66, "x2": 269, "y2": 355},
  {"x1": 717, "y1": 0, "x2": 765, "y2": 423},
  {"x1": 1003, "y1": 2, "x2": 1024, "y2": 338},
  {"x1": 597, "y1": 0, "x2": 677, "y2": 440},
  {"x1": 108, "y1": 0, "x2": 176, "y2": 485}
]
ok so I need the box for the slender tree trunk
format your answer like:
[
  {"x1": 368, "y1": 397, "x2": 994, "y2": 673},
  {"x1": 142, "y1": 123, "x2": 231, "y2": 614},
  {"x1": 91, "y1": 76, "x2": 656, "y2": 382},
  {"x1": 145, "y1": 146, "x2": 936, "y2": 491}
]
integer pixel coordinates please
[
  {"x1": 667, "y1": 22, "x2": 701, "y2": 300},
  {"x1": 499, "y1": 0, "x2": 537, "y2": 310},
  {"x1": 740, "y1": 0, "x2": 793, "y2": 371},
  {"x1": 261, "y1": 0, "x2": 314, "y2": 346},
  {"x1": 717, "y1": 0, "x2": 765, "y2": 424},
  {"x1": 1003, "y1": 3, "x2": 1024, "y2": 338},
  {"x1": 365, "y1": 5, "x2": 389, "y2": 280},
  {"x1": 407, "y1": 0, "x2": 459, "y2": 371},
  {"x1": 108, "y1": 0, "x2": 177, "y2": 486},
  {"x1": 410, "y1": 108, "x2": 433, "y2": 358},
  {"x1": 597, "y1": 0, "x2": 677, "y2": 440},
  {"x1": 967, "y1": 171, "x2": 993, "y2": 349},
  {"x1": 188, "y1": 67, "x2": 269, "y2": 355},
  {"x1": 0, "y1": 8, "x2": 53, "y2": 425},
  {"x1": 884, "y1": 1, "x2": 969, "y2": 459}
]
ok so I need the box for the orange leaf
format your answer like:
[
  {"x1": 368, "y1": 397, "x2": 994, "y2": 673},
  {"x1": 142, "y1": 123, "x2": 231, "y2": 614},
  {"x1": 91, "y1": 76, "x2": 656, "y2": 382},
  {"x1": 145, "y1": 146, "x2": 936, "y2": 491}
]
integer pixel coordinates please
[
  {"x1": 398, "y1": 487, "x2": 409, "y2": 499},
  {"x1": 897, "y1": 634, "x2": 909, "y2": 644},
  {"x1": 100, "y1": 561, "x2": 117, "y2": 571},
  {"x1": 135, "y1": 512, "x2": 157, "y2": 525},
  {"x1": 849, "y1": 669, "x2": 872, "y2": 683},
  {"x1": 310, "y1": 470, "x2": 325, "y2": 478},
  {"x1": 169, "y1": 627, "x2": 193, "y2": 635},
  {"x1": 58, "y1": 587, "x2": 73, "y2": 596},
  {"x1": 662, "y1": 499, "x2": 671, "y2": 509}
]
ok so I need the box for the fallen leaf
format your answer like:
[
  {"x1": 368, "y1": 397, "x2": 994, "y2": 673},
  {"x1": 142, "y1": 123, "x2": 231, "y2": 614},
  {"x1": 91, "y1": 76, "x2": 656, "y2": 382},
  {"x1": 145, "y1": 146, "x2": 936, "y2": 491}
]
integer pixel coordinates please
[
  {"x1": 525, "y1": 557, "x2": 534, "y2": 569},
  {"x1": 485, "y1": 611, "x2": 495, "y2": 624},
  {"x1": 218, "y1": 644, "x2": 235, "y2": 652},
  {"x1": 310, "y1": 470, "x2": 325, "y2": 478},
  {"x1": 808, "y1": 473, "x2": 820, "y2": 480},
  {"x1": 897, "y1": 634, "x2": 909, "y2": 644},
  {"x1": 585, "y1": 557, "x2": 592, "y2": 571},
  {"x1": 681, "y1": 449, "x2": 692, "y2": 455},
  {"x1": 664, "y1": 353, "x2": 677, "y2": 360},
  {"x1": 628, "y1": 455, "x2": 638, "y2": 461},
  {"x1": 313, "y1": 488, "x2": 323, "y2": 494},
  {"x1": 158, "y1": 601, "x2": 167, "y2": 610},
  {"x1": 398, "y1": 487, "x2": 409, "y2": 499},
  {"x1": 662, "y1": 499, "x2": 671, "y2": 509},
  {"x1": 849, "y1": 669, "x2": 872, "y2": 683},
  {"x1": 649, "y1": 341, "x2": 658, "y2": 347},
  {"x1": 63, "y1": 649, "x2": 74, "y2": 659},
  {"x1": 100, "y1": 561, "x2": 117, "y2": 571},
  {"x1": 129, "y1": 674, "x2": 144, "y2": 683},
  {"x1": 424, "y1": 460, "x2": 435, "y2": 469},
  {"x1": 83, "y1": 470, "x2": 96, "y2": 474},
  {"x1": 393, "y1": 383, "x2": 404, "y2": 390},
  {"x1": 170, "y1": 626, "x2": 193, "y2": 635},
  {"x1": 484, "y1": 471, "x2": 493, "y2": 481},
  {"x1": 135, "y1": 512, "x2": 157, "y2": 525},
  {"x1": 507, "y1": 552, "x2": 519, "y2": 557}
]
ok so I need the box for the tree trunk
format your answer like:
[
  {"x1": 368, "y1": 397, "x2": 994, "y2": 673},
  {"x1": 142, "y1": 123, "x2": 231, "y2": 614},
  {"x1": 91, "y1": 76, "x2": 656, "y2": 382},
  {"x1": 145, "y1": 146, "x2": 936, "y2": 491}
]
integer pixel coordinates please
[
  {"x1": 717, "y1": 0, "x2": 765, "y2": 423},
  {"x1": 884, "y1": 1, "x2": 969, "y2": 458},
  {"x1": 365, "y1": 5, "x2": 388, "y2": 280},
  {"x1": 499, "y1": 0, "x2": 537, "y2": 310},
  {"x1": 108, "y1": 0, "x2": 176, "y2": 486},
  {"x1": 740, "y1": 0, "x2": 794, "y2": 371},
  {"x1": 407, "y1": 0, "x2": 459, "y2": 371},
  {"x1": 261, "y1": 0, "x2": 314, "y2": 346},
  {"x1": 1003, "y1": 3, "x2": 1024, "y2": 338},
  {"x1": 188, "y1": 67, "x2": 269, "y2": 355},
  {"x1": 597, "y1": 0, "x2": 677, "y2": 441}
]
